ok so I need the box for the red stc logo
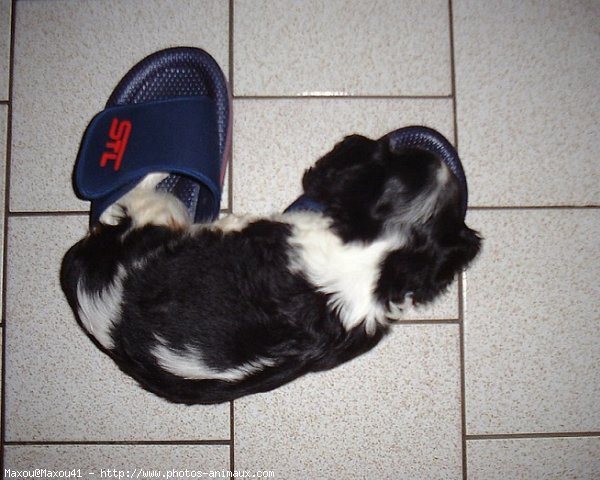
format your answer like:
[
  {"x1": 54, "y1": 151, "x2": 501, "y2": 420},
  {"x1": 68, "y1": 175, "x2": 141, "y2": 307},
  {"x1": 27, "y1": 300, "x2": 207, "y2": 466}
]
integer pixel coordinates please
[{"x1": 100, "y1": 118, "x2": 132, "y2": 171}]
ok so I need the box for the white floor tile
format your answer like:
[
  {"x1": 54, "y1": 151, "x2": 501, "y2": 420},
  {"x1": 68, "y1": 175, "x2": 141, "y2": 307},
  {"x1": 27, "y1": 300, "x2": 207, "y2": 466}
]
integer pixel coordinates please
[
  {"x1": 0, "y1": 0, "x2": 10, "y2": 100},
  {"x1": 464, "y1": 209, "x2": 600, "y2": 434},
  {"x1": 454, "y1": 0, "x2": 600, "y2": 206},
  {"x1": 234, "y1": 0, "x2": 451, "y2": 96},
  {"x1": 5, "y1": 216, "x2": 230, "y2": 441},
  {"x1": 235, "y1": 325, "x2": 462, "y2": 479},
  {"x1": 232, "y1": 98, "x2": 454, "y2": 214},
  {"x1": 467, "y1": 437, "x2": 600, "y2": 480}
]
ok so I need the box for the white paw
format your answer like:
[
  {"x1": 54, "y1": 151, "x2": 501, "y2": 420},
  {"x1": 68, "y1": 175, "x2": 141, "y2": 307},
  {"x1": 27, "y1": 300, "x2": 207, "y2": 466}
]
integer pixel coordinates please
[
  {"x1": 386, "y1": 301, "x2": 404, "y2": 320},
  {"x1": 385, "y1": 293, "x2": 414, "y2": 320},
  {"x1": 100, "y1": 173, "x2": 191, "y2": 230}
]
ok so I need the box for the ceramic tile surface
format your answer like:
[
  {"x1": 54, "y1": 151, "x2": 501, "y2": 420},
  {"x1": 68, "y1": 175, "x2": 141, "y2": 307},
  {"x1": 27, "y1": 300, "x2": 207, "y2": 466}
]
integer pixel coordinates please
[
  {"x1": 5, "y1": 445, "x2": 230, "y2": 476},
  {"x1": 235, "y1": 325, "x2": 462, "y2": 479},
  {"x1": 464, "y1": 209, "x2": 600, "y2": 434},
  {"x1": 454, "y1": 0, "x2": 600, "y2": 207},
  {"x1": 467, "y1": 437, "x2": 600, "y2": 480},
  {"x1": 5, "y1": 216, "x2": 230, "y2": 441},
  {"x1": 234, "y1": 0, "x2": 451, "y2": 96},
  {"x1": 232, "y1": 98, "x2": 454, "y2": 214},
  {"x1": 10, "y1": 0, "x2": 229, "y2": 213},
  {"x1": 3, "y1": 0, "x2": 599, "y2": 475},
  {"x1": 0, "y1": 0, "x2": 10, "y2": 100}
]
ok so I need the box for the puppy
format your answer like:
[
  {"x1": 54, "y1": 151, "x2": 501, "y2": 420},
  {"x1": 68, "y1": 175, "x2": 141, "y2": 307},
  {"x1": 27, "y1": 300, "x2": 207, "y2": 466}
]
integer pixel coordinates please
[{"x1": 61, "y1": 134, "x2": 481, "y2": 404}]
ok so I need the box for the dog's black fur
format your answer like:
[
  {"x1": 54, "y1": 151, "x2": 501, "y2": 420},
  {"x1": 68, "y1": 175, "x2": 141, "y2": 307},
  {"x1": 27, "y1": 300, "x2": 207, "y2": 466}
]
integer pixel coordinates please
[{"x1": 61, "y1": 134, "x2": 481, "y2": 404}]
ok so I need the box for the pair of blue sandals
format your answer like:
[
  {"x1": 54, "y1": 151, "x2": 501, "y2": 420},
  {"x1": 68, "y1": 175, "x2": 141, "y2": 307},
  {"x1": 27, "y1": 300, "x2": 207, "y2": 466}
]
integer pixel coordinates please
[{"x1": 75, "y1": 47, "x2": 468, "y2": 225}]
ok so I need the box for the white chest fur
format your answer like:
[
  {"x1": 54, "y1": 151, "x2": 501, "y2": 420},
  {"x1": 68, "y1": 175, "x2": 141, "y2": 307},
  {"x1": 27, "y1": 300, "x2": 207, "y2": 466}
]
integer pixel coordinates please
[{"x1": 285, "y1": 212, "x2": 405, "y2": 334}]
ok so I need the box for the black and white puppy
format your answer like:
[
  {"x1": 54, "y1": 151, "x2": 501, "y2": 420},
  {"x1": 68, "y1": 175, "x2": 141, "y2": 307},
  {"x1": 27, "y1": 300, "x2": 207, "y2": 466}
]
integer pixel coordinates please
[{"x1": 61, "y1": 134, "x2": 481, "y2": 404}]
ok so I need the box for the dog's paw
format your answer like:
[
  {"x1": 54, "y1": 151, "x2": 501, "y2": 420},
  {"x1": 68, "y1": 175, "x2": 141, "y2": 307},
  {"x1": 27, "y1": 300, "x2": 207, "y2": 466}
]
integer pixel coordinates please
[
  {"x1": 100, "y1": 173, "x2": 191, "y2": 230},
  {"x1": 386, "y1": 301, "x2": 404, "y2": 320},
  {"x1": 209, "y1": 214, "x2": 257, "y2": 233},
  {"x1": 385, "y1": 293, "x2": 414, "y2": 320}
]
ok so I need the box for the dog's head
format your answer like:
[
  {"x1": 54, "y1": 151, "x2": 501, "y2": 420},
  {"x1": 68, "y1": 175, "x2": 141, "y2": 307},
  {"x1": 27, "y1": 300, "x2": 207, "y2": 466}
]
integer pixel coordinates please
[{"x1": 302, "y1": 134, "x2": 481, "y2": 305}]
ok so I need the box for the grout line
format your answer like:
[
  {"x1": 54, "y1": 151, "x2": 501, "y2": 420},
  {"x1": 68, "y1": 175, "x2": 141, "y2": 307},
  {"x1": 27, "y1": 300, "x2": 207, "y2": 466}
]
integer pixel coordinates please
[
  {"x1": 228, "y1": 0, "x2": 234, "y2": 96},
  {"x1": 392, "y1": 319, "x2": 459, "y2": 325},
  {"x1": 8, "y1": 210, "x2": 90, "y2": 217},
  {"x1": 233, "y1": 94, "x2": 453, "y2": 100},
  {"x1": 458, "y1": 274, "x2": 468, "y2": 480},
  {"x1": 448, "y1": 0, "x2": 459, "y2": 150},
  {"x1": 446, "y1": 2, "x2": 467, "y2": 478},
  {"x1": 466, "y1": 432, "x2": 600, "y2": 441},
  {"x1": 4, "y1": 440, "x2": 232, "y2": 446},
  {"x1": 1, "y1": 0, "x2": 17, "y2": 470},
  {"x1": 469, "y1": 205, "x2": 600, "y2": 211}
]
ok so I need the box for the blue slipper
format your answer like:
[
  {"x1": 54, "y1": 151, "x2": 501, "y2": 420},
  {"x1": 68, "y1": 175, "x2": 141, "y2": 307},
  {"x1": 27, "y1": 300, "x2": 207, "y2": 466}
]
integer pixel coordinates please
[
  {"x1": 74, "y1": 47, "x2": 231, "y2": 225},
  {"x1": 285, "y1": 126, "x2": 468, "y2": 219}
]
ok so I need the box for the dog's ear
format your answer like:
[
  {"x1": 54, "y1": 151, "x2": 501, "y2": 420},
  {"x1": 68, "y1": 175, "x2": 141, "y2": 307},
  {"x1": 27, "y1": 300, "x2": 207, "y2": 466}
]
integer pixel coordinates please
[
  {"x1": 302, "y1": 135, "x2": 380, "y2": 201},
  {"x1": 301, "y1": 135, "x2": 391, "y2": 241}
]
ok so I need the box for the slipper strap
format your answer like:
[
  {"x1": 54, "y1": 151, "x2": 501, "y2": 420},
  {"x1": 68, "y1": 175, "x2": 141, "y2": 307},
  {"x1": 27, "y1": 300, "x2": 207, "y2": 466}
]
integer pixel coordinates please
[
  {"x1": 75, "y1": 97, "x2": 220, "y2": 204},
  {"x1": 284, "y1": 194, "x2": 324, "y2": 213}
]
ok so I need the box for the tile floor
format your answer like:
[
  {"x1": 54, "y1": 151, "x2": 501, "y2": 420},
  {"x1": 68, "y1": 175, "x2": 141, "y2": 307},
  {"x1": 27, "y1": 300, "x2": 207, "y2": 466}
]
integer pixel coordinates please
[{"x1": 1, "y1": 0, "x2": 599, "y2": 478}]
